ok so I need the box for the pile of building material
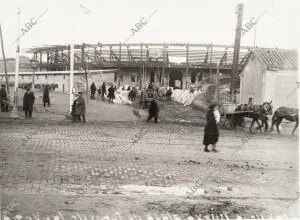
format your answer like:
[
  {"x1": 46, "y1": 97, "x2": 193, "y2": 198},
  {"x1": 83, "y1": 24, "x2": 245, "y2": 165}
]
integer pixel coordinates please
[
  {"x1": 114, "y1": 90, "x2": 132, "y2": 105},
  {"x1": 172, "y1": 89, "x2": 202, "y2": 106}
]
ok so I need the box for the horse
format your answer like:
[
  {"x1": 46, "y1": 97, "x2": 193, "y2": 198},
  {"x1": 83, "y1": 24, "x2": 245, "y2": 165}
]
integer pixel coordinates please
[
  {"x1": 270, "y1": 107, "x2": 298, "y2": 135},
  {"x1": 234, "y1": 101, "x2": 273, "y2": 132}
]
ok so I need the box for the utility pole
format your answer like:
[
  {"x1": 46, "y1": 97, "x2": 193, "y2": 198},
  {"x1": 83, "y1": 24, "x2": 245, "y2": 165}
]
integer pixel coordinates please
[
  {"x1": 140, "y1": 43, "x2": 143, "y2": 90},
  {"x1": 209, "y1": 44, "x2": 213, "y2": 81},
  {"x1": 162, "y1": 43, "x2": 166, "y2": 87},
  {"x1": 231, "y1": 3, "x2": 244, "y2": 93},
  {"x1": 0, "y1": 25, "x2": 9, "y2": 97},
  {"x1": 69, "y1": 3, "x2": 75, "y2": 113},
  {"x1": 10, "y1": 7, "x2": 21, "y2": 119},
  {"x1": 81, "y1": 44, "x2": 89, "y2": 105},
  {"x1": 69, "y1": 44, "x2": 74, "y2": 112},
  {"x1": 216, "y1": 65, "x2": 220, "y2": 101}
]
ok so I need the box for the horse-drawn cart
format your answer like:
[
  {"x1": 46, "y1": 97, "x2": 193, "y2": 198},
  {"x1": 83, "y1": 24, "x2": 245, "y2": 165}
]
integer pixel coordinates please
[{"x1": 219, "y1": 103, "x2": 251, "y2": 129}]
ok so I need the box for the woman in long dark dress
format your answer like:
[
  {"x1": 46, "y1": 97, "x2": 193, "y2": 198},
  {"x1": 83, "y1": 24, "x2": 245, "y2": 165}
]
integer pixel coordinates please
[
  {"x1": 43, "y1": 85, "x2": 50, "y2": 107},
  {"x1": 101, "y1": 82, "x2": 107, "y2": 101},
  {"x1": 107, "y1": 85, "x2": 115, "y2": 103},
  {"x1": 203, "y1": 103, "x2": 220, "y2": 152}
]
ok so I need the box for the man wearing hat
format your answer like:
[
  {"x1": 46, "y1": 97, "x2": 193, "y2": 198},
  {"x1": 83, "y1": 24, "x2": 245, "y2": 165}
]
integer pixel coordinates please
[
  {"x1": 203, "y1": 103, "x2": 220, "y2": 152},
  {"x1": 23, "y1": 87, "x2": 35, "y2": 118},
  {"x1": 75, "y1": 92, "x2": 86, "y2": 123}
]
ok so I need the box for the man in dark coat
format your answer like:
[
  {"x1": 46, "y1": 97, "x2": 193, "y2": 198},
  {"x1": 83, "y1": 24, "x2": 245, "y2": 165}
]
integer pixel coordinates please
[
  {"x1": 101, "y1": 82, "x2": 107, "y2": 101},
  {"x1": 75, "y1": 92, "x2": 86, "y2": 123},
  {"x1": 90, "y1": 83, "x2": 96, "y2": 99},
  {"x1": 128, "y1": 87, "x2": 137, "y2": 102},
  {"x1": 71, "y1": 94, "x2": 79, "y2": 123},
  {"x1": 147, "y1": 99, "x2": 159, "y2": 123},
  {"x1": 203, "y1": 103, "x2": 220, "y2": 152},
  {"x1": 0, "y1": 85, "x2": 8, "y2": 112},
  {"x1": 43, "y1": 85, "x2": 50, "y2": 107},
  {"x1": 107, "y1": 85, "x2": 115, "y2": 103},
  {"x1": 23, "y1": 87, "x2": 35, "y2": 118}
]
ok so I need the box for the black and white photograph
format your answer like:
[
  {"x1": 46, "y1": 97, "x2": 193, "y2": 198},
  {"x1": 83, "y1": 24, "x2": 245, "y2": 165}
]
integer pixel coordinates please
[{"x1": 0, "y1": 0, "x2": 299, "y2": 219}]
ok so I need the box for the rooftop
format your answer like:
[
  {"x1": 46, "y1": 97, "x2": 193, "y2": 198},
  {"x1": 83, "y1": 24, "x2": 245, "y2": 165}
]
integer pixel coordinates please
[{"x1": 253, "y1": 48, "x2": 298, "y2": 70}]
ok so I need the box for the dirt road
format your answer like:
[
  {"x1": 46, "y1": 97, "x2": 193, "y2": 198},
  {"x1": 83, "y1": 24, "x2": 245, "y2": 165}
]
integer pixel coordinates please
[{"x1": 0, "y1": 118, "x2": 298, "y2": 219}]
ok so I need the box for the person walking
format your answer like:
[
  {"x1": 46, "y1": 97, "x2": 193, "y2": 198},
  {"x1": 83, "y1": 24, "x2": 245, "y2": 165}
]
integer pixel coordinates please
[
  {"x1": 90, "y1": 83, "x2": 96, "y2": 100},
  {"x1": 101, "y1": 82, "x2": 107, "y2": 101},
  {"x1": 76, "y1": 92, "x2": 86, "y2": 123},
  {"x1": 0, "y1": 85, "x2": 8, "y2": 112},
  {"x1": 147, "y1": 99, "x2": 159, "y2": 123},
  {"x1": 43, "y1": 85, "x2": 50, "y2": 107},
  {"x1": 98, "y1": 87, "x2": 101, "y2": 97},
  {"x1": 129, "y1": 87, "x2": 137, "y2": 102},
  {"x1": 107, "y1": 85, "x2": 115, "y2": 103},
  {"x1": 23, "y1": 87, "x2": 35, "y2": 118},
  {"x1": 71, "y1": 94, "x2": 79, "y2": 123},
  {"x1": 203, "y1": 103, "x2": 220, "y2": 152}
]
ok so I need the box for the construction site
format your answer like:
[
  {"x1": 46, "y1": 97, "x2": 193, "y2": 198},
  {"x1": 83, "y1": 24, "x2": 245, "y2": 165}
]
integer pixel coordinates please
[{"x1": 0, "y1": 1, "x2": 298, "y2": 220}]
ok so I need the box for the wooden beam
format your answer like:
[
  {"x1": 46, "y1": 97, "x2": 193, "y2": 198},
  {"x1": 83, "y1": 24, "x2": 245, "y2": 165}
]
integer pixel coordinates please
[
  {"x1": 0, "y1": 25, "x2": 9, "y2": 96},
  {"x1": 186, "y1": 44, "x2": 189, "y2": 89},
  {"x1": 209, "y1": 44, "x2": 213, "y2": 80},
  {"x1": 231, "y1": 3, "x2": 244, "y2": 93}
]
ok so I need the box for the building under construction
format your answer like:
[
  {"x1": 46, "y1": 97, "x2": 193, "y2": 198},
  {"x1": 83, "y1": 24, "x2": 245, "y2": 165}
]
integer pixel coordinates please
[{"x1": 15, "y1": 42, "x2": 253, "y2": 92}]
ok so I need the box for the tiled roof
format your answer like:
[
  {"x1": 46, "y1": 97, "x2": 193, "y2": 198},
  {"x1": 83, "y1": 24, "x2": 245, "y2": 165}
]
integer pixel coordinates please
[{"x1": 253, "y1": 48, "x2": 297, "y2": 70}]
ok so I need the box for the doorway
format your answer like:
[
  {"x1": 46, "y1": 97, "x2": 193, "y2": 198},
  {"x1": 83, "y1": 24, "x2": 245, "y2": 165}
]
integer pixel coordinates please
[
  {"x1": 150, "y1": 71, "x2": 155, "y2": 83},
  {"x1": 169, "y1": 70, "x2": 182, "y2": 89}
]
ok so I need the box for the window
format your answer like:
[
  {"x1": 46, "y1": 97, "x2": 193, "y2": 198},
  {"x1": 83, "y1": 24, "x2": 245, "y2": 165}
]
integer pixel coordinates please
[
  {"x1": 37, "y1": 75, "x2": 39, "y2": 80},
  {"x1": 45, "y1": 75, "x2": 48, "y2": 79}
]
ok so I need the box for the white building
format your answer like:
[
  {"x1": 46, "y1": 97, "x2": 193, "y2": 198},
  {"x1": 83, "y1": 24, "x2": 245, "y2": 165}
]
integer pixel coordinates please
[
  {"x1": 0, "y1": 69, "x2": 117, "y2": 93},
  {"x1": 239, "y1": 48, "x2": 298, "y2": 110}
]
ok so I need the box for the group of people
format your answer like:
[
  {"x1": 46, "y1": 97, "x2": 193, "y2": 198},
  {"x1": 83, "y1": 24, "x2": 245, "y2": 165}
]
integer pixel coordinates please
[
  {"x1": 22, "y1": 85, "x2": 51, "y2": 119},
  {"x1": 1, "y1": 82, "x2": 220, "y2": 152},
  {"x1": 91, "y1": 82, "x2": 116, "y2": 103}
]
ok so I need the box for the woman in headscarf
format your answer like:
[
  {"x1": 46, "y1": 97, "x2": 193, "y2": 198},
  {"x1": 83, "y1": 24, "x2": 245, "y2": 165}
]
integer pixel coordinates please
[{"x1": 203, "y1": 103, "x2": 220, "y2": 152}]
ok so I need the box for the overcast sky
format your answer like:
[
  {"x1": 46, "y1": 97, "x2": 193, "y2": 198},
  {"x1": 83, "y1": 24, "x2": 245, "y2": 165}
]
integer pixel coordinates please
[{"x1": 0, "y1": 0, "x2": 299, "y2": 58}]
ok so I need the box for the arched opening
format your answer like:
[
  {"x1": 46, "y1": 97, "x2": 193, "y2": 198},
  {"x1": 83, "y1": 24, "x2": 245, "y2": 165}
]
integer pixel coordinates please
[{"x1": 169, "y1": 70, "x2": 183, "y2": 89}]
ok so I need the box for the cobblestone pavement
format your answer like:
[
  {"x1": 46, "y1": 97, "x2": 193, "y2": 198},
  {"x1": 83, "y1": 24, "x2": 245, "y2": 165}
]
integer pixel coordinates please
[{"x1": 0, "y1": 120, "x2": 298, "y2": 219}]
